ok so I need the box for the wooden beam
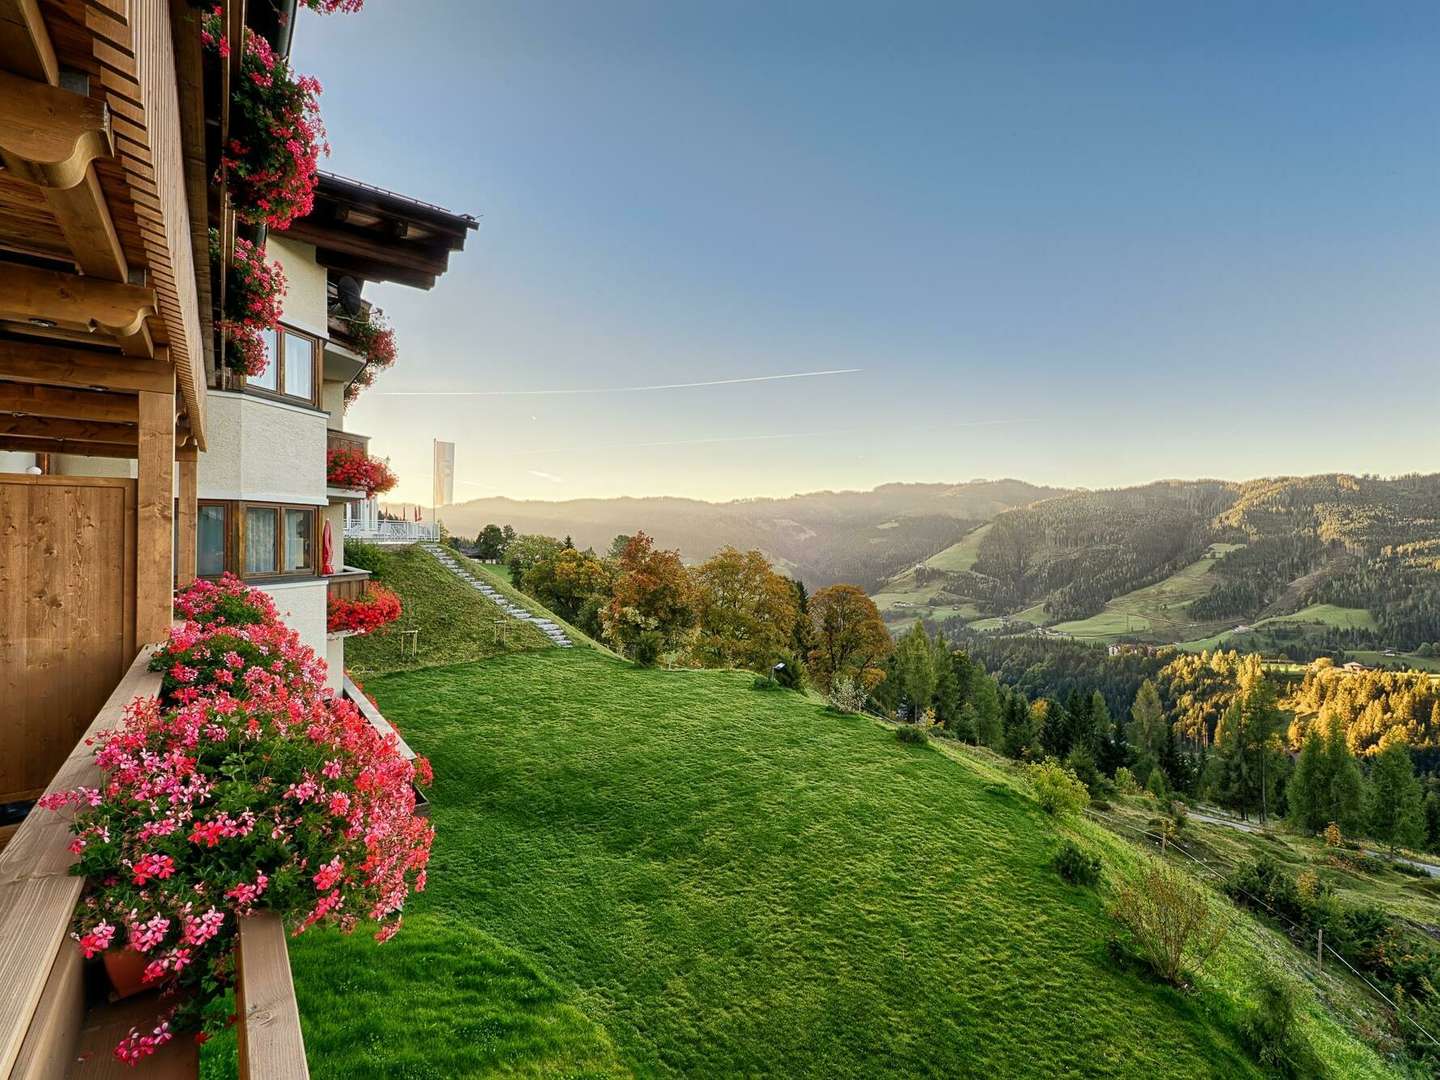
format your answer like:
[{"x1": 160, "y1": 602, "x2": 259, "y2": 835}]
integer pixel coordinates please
[
  {"x1": 46, "y1": 169, "x2": 129, "y2": 280},
  {"x1": 312, "y1": 250, "x2": 437, "y2": 291},
  {"x1": 176, "y1": 441, "x2": 196, "y2": 587},
  {"x1": 0, "y1": 433, "x2": 134, "y2": 458},
  {"x1": 0, "y1": 0, "x2": 57, "y2": 85},
  {"x1": 0, "y1": 338, "x2": 172, "y2": 393},
  {"x1": 0, "y1": 381, "x2": 137, "y2": 422},
  {"x1": 236, "y1": 914, "x2": 310, "y2": 1080},
  {"x1": 135, "y1": 381, "x2": 174, "y2": 644},
  {"x1": 0, "y1": 414, "x2": 135, "y2": 443},
  {"x1": 0, "y1": 70, "x2": 113, "y2": 190},
  {"x1": 0, "y1": 265, "x2": 155, "y2": 340},
  {"x1": 281, "y1": 217, "x2": 451, "y2": 276}
]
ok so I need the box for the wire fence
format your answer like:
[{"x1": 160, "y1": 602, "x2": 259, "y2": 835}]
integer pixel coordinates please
[{"x1": 1086, "y1": 808, "x2": 1440, "y2": 1051}]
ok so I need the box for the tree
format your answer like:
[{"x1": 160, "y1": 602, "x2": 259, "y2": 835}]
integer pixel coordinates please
[
  {"x1": 507, "y1": 533, "x2": 564, "y2": 581},
  {"x1": 972, "y1": 672, "x2": 1004, "y2": 749},
  {"x1": 475, "y1": 523, "x2": 507, "y2": 561},
  {"x1": 1206, "y1": 662, "x2": 1286, "y2": 823},
  {"x1": 1370, "y1": 738, "x2": 1425, "y2": 853},
  {"x1": 691, "y1": 547, "x2": 798, "y2": 671},
  {"x1": 1321, "y1": 715, "x2": 1367, "y2": 835},
  {"x1": 807, "y1": 584, "x2": 891, "y2": 692},
  {"x1": 892, "y1": 622, "x2": 939, "y2": 722},
  {"x1": 1110, "y1": 861, "x2": 1228, "y2": 987},
  {"x1": 521, "y1": 546, "x2": 614, "y2": 634},
  {"x1": 789, "y1": 578, "x2": 817, "y2": 660},
  {"x1": 600, "y1": 532, "x2": 698, "y2": 658},
  {"x1": 1128, "y1": 680, "x2": 1168, "y2": 786},
  {"x1": 1287, "y1": 728, "x2": 1328, "y2": 834},
  {"x1": 1001, "y1": 688, "x2": 1042, "y2": 760}
]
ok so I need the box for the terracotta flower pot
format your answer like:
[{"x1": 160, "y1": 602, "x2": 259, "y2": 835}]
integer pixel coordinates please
[{"x1": 102, "y1": 947, "x2": 150, "y2": 1001}]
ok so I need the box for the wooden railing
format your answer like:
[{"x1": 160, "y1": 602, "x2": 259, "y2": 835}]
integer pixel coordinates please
[
  {"x1": 326, "y1": 567, "x2": 372, "y2": 605},
  {"x1": 325, "y1": 429, "x2": 369, "y2": 459},
  {"x1": 0, "y1": 648, "x2": 310, "y2": 1079}
]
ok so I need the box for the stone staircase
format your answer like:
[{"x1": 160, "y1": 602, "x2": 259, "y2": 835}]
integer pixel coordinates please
[{"x1": 422, "y1": 544, "x2": 574, "y2": 648}]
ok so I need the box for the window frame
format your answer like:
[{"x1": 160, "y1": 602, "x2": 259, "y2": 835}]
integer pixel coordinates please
[
  {"x1": 196, "y1": 499, "x2": 319, "y2": 582},
  {"x1": 196, "y1": 499, "x2": 232, "y2": 579},
  {"x1": 244, "y1": 323, "x2": 321, "y2": 408}
]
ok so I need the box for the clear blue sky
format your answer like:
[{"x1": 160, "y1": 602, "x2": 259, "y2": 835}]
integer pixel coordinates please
[{"x1": 295, "y1": 1, "x2": 1440, "y2": 504}]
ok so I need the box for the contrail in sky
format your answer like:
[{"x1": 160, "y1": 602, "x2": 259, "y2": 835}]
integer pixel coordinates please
[{"x1": 374, "y1": 368, "x2": 863, "y2": 396}]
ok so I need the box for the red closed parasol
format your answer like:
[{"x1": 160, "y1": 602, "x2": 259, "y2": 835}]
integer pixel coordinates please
[{"x1": 321, "y1": 518, "x2": 334, "y2": 575}]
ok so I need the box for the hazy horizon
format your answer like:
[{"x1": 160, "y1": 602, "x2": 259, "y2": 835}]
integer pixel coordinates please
[{"x1": 297, "y1": 2, "x2": 1440, "y2": 505}]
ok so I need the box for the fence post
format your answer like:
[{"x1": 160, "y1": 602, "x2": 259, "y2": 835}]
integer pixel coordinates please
[{"x1": 1317, "y1": 928, "x2": 1323, "y2": 971}]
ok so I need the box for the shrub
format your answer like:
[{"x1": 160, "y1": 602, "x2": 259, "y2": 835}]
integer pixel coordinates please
[
  {"x1": 1028, "y1": 760, "x2": 1090, "y2": 818},
  {"x1": 1109, "y1": 861, "x2": 1228, "y2": 986},
  {"x1": 826, "y1": 675, "x2": 868, "y2": 715},
  {"x1": 1146, "y1": 768, "x2": 1168, "y2": 800},
  {"x1": 42, "y1": 575, "x2": 432, "y2": 1062},
  {"x1": 1239, "y1": 980, "x2": 1323, "y2": 1078},
  {"x1": 752, "y1": 676, "x2": 784, "y2": 692},
  {"x1": 342, "y1": 539, "x2": 389, "y2": 576},
  {"x1": 1114, "y1": 766, "x2": 1140, "y2": 795},
  {"x1": 895, "y1": 724, "x2": 929, "y2": 746},
  {"x1": 772, "y1": 649, "x2": 806, "y2": 690},
  {"x1": 1054, "y1": 840, "x2": 1101, "y2": 886},
  {"x1": 633, "y1": 630, "x2": 662, "y2": 668}
]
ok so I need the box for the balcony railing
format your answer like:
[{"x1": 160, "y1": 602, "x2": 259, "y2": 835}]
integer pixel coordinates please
[
  {"x1": 326, "y1": 429, "x2": 369, "y2": 459},
  {"x1": 327, "y1": 566, "x2": 373, "y2": 605},
  {"x1": 0, "y1": 647, "x2": 309, "y2": 1078},
  {"x1": 345, "y1": 519, "x2": 438, "y2": 543}
]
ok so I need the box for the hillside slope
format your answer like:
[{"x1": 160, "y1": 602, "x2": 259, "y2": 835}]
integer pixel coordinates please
[
  {"x1": 873, "y1": 474, "x2": 1440, "y2": 653},
  {"x1": 278, "y1": 650, "x2": 1394, "y2": 1078},
  {"x1": 435, "y1": 479, "x2": 1066, "y2": 591}
]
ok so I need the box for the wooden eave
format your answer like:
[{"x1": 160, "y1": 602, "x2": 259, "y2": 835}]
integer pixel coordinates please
[{"x1": 278, "y1": 172, "x2": 478, "y2": 290}]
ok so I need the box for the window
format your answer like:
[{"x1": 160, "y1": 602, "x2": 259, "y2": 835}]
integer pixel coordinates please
[
  {"x1": 194, "y1": 501, "x2": 317, "y2": 580},
  {"x1": 197, "y1": 503, "x2": 228, "y2": 576},
  {"x1": 246, "y1": 325, "x2": 318, "y2": 406},
  {"x1": 283, "y1": 508, "x2": 313, "y2": 572},
  {"x1": 244, "y1": 507, "x2": 279, "y2": 575}
]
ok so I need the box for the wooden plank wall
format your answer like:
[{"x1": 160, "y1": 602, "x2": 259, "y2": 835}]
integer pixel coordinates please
[
  {"x1": 86, "y1": 0, "x2": 207, "y2": 447},
  {"x1": 0, "y1": 474, "x2": 135, "y2": 803}
]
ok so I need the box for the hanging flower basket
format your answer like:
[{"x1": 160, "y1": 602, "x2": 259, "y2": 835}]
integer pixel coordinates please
[
  {"x1": 302, "y1": 0, "x2": 364, "y2": 11},
  {"x1": 40, "y1": 574, "x2": 431, "y2": 1063},
  {"x1": 211, "y1": 230, "x2": 286, "y2": 376},
  {"x1": 326, "y1": 447, "x2": 397, "y2": 497},
  {"x1": 342, "y1": 307, "x2": 398, "y2": 407},
  {"x1": 201, "y1": 8, "x2": 327, "y2": 230},
  {"x1": 328, "y1": 583, "x2": 403, "y2": 635}
]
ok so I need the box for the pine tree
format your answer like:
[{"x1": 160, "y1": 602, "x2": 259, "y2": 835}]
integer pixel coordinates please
[
  {"x1": 1128, "y1": 680, "x2": 1166, "y2": 786},
  {"x1": 1288, "y1": 729, "x2": 1326, "y2": 833},
  {"x1": 1323, "y1": 717, "x2": 1366, "y2": 835},
  {"x1": 893, "y1": 621, "x2": 938, "y2": 722},
  {"x1": 931, "y1": 632, "x2": 961, "y2": 727},
  {"x1": 1370, "y1": 739, "x2": 1425, "y2": 853},
  {"x1": 973, "y1": 675, "x2": 1003, "y2": 750}
]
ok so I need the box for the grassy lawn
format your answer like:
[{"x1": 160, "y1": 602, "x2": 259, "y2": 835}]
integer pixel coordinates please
[
  {"x1": 279, "y1": 649, "x2": 1398, "y2": 1078},
  {"x1": 344, "y1": 545, "x2": 551, "y2": 677},
  {"x1": 969, "y1": 601, "x2": 1049, "y2": 631},
  {"x1": 1051, "y1": 544, "x2": 1242, "y2": 643}
]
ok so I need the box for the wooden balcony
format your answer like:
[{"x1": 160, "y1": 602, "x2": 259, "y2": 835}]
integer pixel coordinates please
[
  {"x1": 326, "y1": 429, "x2": 370, "y2": 458},
  {"x1": 0, "y1": 649, "x2": 310, "y2": 1079},
  {"x1": 327, "y1": 567, "x2": 373, "y2": 606}
]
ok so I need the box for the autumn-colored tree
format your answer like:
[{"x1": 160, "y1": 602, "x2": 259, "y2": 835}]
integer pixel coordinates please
[
  {"x1": 506, "y1": 533, "x2": 564, "y2": 581},
  {"x1": 521, "y1": 546, "x2": 615, "y2": 634},
  {"x1": 600, "y1": 531, "x2": 697, "y2": 658},
  {"x1": 807, "y1": 584, "x2": 892, "y2": 692},
  {"x1": 691, "y1": 547, "x2": 798, "y2": 671}
]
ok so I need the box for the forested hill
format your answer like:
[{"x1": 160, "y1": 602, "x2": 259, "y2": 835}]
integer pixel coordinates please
[
  {"x1": 884, "y1": 473, "x2": 1440, "y2": 655},
  {"x1": 437, "y1": 479, "x2": 1066, "y2": 591}
]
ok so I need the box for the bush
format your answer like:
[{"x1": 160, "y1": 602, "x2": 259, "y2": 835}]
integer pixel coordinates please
[
  {"x1": 1146, "y1": 768, "x2": 1169, "y2": 800},
  {"x1": 343, "y1": 539, "x2": 389, "y2": 576},
  {"x1": 633, "y1": 630, "x2": 663, "y2": 668},
  {"x1": 1239, "y1": 980, "x2": 1323, "y2": 1078},
  {"x1": 772, "y1": 649, "x2": 806, "y2": 690},
  {"x1": 1109, "y1": 861, "x2": 1228, "y2": 986},
  {"x1": 895, "y1": 724, "x2": 929, "y2": 746},
  {"x1": 1028, "y1": 760, "x2": 1090, "y2": 818},
  {"x1": 826, "y1": 675, "x2": 868, "y2": 715},
  {"x1": 1054, "y1": 840, "x2": 1101, "y2": 886},
  {"x1": 752, "y1": 676, "x2": 785, "y2": 692},
  {"x1": 1114, "y1": 766, "x2": 1140, "y2": 795}
]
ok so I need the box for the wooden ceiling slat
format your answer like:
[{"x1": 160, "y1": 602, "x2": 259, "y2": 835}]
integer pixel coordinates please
[
  {"x1": 0, "y1": 413, "x2": 136, "y2": 443},
  {"x1": 0, "y1": 381, "x2": 138, "y2": 421},
  {"x1": 0, "y1": 337, "x2": 172, "y2": 393}
]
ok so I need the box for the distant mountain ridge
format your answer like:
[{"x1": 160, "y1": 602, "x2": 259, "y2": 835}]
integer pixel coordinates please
[
  {"x1": 434, "y1": 479, "x2": 1068, "y2": 591},
  {"x1": 877, "y1": 473, "x2": 1440, "y2": 655}
]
